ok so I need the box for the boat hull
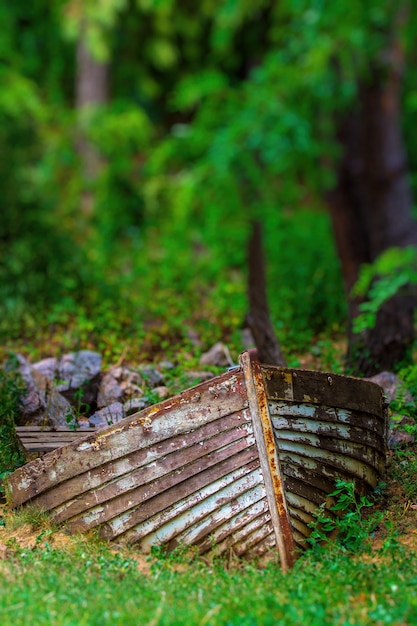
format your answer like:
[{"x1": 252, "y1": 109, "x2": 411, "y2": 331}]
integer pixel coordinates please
[{"x1": 6, "y1": 351, "x2": 387, "y2": 568}]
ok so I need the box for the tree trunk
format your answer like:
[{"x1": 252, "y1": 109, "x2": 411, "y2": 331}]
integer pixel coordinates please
[
  {"x1": 328, "y1": 35, "x2": 417, "y2": 375},
  {"x1": 75, "y1": 26, "x2": 109, "y2": 221},
  {"x1": 246, "y1": 220, "x2": 286, "y2": 366}
]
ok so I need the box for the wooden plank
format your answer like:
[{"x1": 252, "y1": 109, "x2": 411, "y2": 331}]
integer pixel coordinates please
[
  {"x1": 66, "y1": 446, "x2": 260, "y2": 534},
  {"x1": 51, "y1": 433, "x2": 256, "y2": 524},
  {"x1": 16, "y1": 427, "x2": 96, "y2": 453},
  {"x1": 196, "y1": 501, "x2": 271, "y2": 554},
  {"x1": 262, "y1": 367, "x2": 387, "y2": 418},
  {"x1": 160, "y1": 483, "x2": 267, "y2": 551},
  {"x1": 16, "y1": 427, "x2": 95, "y2": 432},
  {"x1": 240, "y1": 350, "x2": 296, "y2": 571},
  {"x1": 32, "y1": 411, "x2": 252, "y2": 512},
  {"x1": 268, "y1": 401, "x2": 386, "y2": 437},
  {"x1": 108, "y1": 459, "x2": 262, "y2": 544},
  {"x1": 195, "y1": 507, "x2": 273, "y2": 557},
  {"x1": 8, "y1": 369, "x2": 248, "y2": 506},
  {"x1": 270, "y1": 415, "x2": 385, "y2": 454},
  {"x1": 33, "y1": 412, "x2": 252, "y2": 510},
  {"x1": 134, "y1": 472, "x2": 267, "y2": 551}
]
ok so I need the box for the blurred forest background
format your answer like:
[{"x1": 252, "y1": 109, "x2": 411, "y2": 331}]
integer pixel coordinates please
[{"x1": 2, "y1": 0, "x2": 417, "y2": 373}]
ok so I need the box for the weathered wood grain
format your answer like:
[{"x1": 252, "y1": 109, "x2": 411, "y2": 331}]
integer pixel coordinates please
[
  {"x1": 16, "y1": 427, "x2": 96, "y2": 453},
  {"x1": 263, "y1": 367, "x2": 387, "y2": 417},
  {"x1": 110, "y1": 462, "x2": 264, "y2": 545},
  {"x1": 8, "y1": 370, "x2": 248, "y2": 506},
  {"x1": 33, "y1": 411, "x2": 252, "y2": 513}
]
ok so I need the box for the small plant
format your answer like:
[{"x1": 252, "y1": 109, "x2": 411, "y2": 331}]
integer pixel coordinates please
[
  {"x1": 388, "y1": 363, "x2": 417, "y2": 440},
  {"x1": 352, "y1": 246, "x2": 417, "y2": 334},
  {"x1": 307, "y1": 480, "x2": 383, "y2": 552},
  {"x1": 0, "y1": 354, "x2": 26, "y2": 496}
]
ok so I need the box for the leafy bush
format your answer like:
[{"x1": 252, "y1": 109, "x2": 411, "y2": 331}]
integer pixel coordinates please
[
  {"x1": 0, "y1": 355, "x2": 26, "y2": 494},
  {"x1": 353, "y1": 246, "x2": 417, "y2": 334},
  {"x1": 307, "y1": 480, "x2": 383, "y2": 553}
]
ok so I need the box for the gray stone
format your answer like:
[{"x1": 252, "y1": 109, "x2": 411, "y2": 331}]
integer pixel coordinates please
[
  {"x1": 199, "y1": 342, "x2": 234, "y2": 367},
  {"x1": 366, "y1": 371, "x2": 416, "y2": 449},
  {"x1": 153, "y1": 386, "x2": 170, "y2": 400},
  {"x1": 97, "y1": 366, "x2": 145, "y2": 408},
  {"x1": 123, "y1": 397, "x2": 150, "y2": 416},
  {"x1": 97, "y1": 371, "x2": 124, "y2": 408},
  {"x1": 184, "y1": 371, "x2": 215, "y2": 383},
  {"x1": 89, "y1": 402, "x2": 124, "y2": 428},
  {"x1": 388, "y1": 428, "x2": 415, "y2": 448},
  {"x1": 366, "y1": 371, "x2": 411, "y2": 403},
  {"x1": 16, "y1": 355, "x2": 75, "y2": 427},
  {"x1": 32, "y1": 357, "x2": 59, "y2": 380},
  {"x1": 56, "y1": 350, "x2": 102, "y2": 392},
  {"x1": 159, "y1": 360, "x2": 175, "y2": 370},
  {"x1": 137, "y1": 365, "x2": 164, "y2": 387}
]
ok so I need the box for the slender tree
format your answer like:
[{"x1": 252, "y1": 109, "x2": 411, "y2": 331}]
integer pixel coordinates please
[
  {"x1": 75, "y1": 22, "x2": 109, "y2": 221},
  {"x1": 328, "y1": 23, "x2": 417, "y2": 375},
  {"x1": 246, "y1": 220, "x2": 286, "y2": 366}
]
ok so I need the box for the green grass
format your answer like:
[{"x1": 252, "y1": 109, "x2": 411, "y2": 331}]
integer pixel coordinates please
[{"x1": 0, "y1": 536, "x2": 416, "y2": 625}]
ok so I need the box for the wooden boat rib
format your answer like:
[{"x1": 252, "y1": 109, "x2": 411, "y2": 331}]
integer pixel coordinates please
[{"x1": 6, "y1": 350, "x2": 387, "y2": 570}]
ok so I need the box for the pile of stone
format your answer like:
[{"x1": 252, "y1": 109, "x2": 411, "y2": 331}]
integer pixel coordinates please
[
  {"x1": 6, "y1": 345, "x2": 416, "y2": 449},
  {"x1": 12, "y1": 345, "x2": 234, "y2": 430}
]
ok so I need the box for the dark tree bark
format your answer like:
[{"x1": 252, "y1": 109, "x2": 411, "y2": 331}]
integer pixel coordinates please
[
  {"x1": 328, "y1": 35, "x2": 417, "y2": 375},
  {"x1": 246, "y1": 220, "x2": 286, "y2": 366},
  {"x1": 75, "y1": 27, "x2": 109, "y2": 221}
]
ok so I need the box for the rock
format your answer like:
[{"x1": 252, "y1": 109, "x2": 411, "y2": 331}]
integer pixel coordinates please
[
  {"x1": 388, "y1": 429, "x2": 415, "y2": 448},
  {"x1": 184, "y1": 371, "x2": 215, "y2": 383},
  {"x1": 97, "y1": 371, "x2": 124, "y2": 408},
  {"x1": 366, "y1": 371, "x2": 411, "y2": 403},
  {"x1": 32, "y1": 357, "x2": 59, "y2": 380},
  {"x1": 32, "y1": 351, "x2": 102, "y2": 408},
  {"x1": 16, "y1": 355, "x2": 75, "y2": 427},
  {"x1": 159, "y1": 360, "x2": 175, "y2": 371},
  {"x1": 56, "y1": 350, "x2": 102, "y2": 391},
  {"x1": 137, "y1": 365, "x2": 164, "y2": 387},
  {"x1": 97, "y1": 366, "x2": 145, "y2": 408},
  {"x1": 89, "y1": 402, "x2": 124, "y2": 428},
  {"x1": 199, "y1": 342, "x2": 234, "y2": 367},
  {"x1": 153, "y1": 386, "x2": 170, "y2": 400},
  {"x1": 123, "y1": 397, "x2": 150, "y2": 416},
  {"x1": 366, "y1": 371, "x2": 416, "y2": 449}
]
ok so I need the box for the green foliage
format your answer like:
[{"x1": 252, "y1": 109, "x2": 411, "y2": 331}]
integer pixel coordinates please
[
  {"x1": 352, "y1": 247, "x2": 417, "y2": 333},
  {"x1": 0, "y1": 355, "x2": 26, "y2": 492},
  {"x1": 390, "y1": 363, "x2": 417, "y2": 426},
  {"x1": 307, "y1": 480, "x2": 383, "y2": 553},
  {"x1": 389, "y1": 448, "x2": 417, "y2": 502},
  {"x1": 1, "y1": 0, "x2": 416, "y2": 360},
  {"x1": 0, "y1": 525, "x2": 416, "y2": 625}
]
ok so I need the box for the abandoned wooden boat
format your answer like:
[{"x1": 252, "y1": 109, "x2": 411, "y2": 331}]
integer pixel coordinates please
[{"x1": 6, "y1": 350, "x2": 387, "y2": 570}]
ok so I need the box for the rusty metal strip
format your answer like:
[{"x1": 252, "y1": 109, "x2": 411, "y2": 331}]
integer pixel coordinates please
[{"x1": 239, "y1": 350, "x2": 296, "y2": 570}]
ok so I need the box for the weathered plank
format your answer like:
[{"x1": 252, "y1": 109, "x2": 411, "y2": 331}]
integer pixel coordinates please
[
  {"x1": 16, "y1": 427, "x2": 96, "y2": 453},
  {"x1": 8, "y1": 370, "x2": 248, "y2": 506},
  {"x1": 51, "y1": 433, "x2": 256, "y2": 525},
  {"x1": 32, "y1": 411, "x2": 252, "y2": 512},
  {"x1": 263, "y1": 367, "x2": 387, "y2": 418},
  {"x1": 67, "y1": 447, "x2": 260, "y2": 535},
  {"x1": 110, "y1": 460, "x2": 263, "y2": 544},
  {"x1": 240, "y1": 350, "x2": 296, "y2": 571}
]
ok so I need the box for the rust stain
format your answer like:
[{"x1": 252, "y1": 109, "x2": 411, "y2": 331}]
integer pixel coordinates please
[{"x1": 240, "y1": 350, "x2": 296, "y2": 571}]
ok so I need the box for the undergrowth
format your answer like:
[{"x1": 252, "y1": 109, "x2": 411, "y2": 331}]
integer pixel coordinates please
[
  {"x1": 0, "y1": 355, "x2": 26, "y2": 495},
  {"x1": 307, "y1": 479, "x2": 384, "y2": 553}
]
